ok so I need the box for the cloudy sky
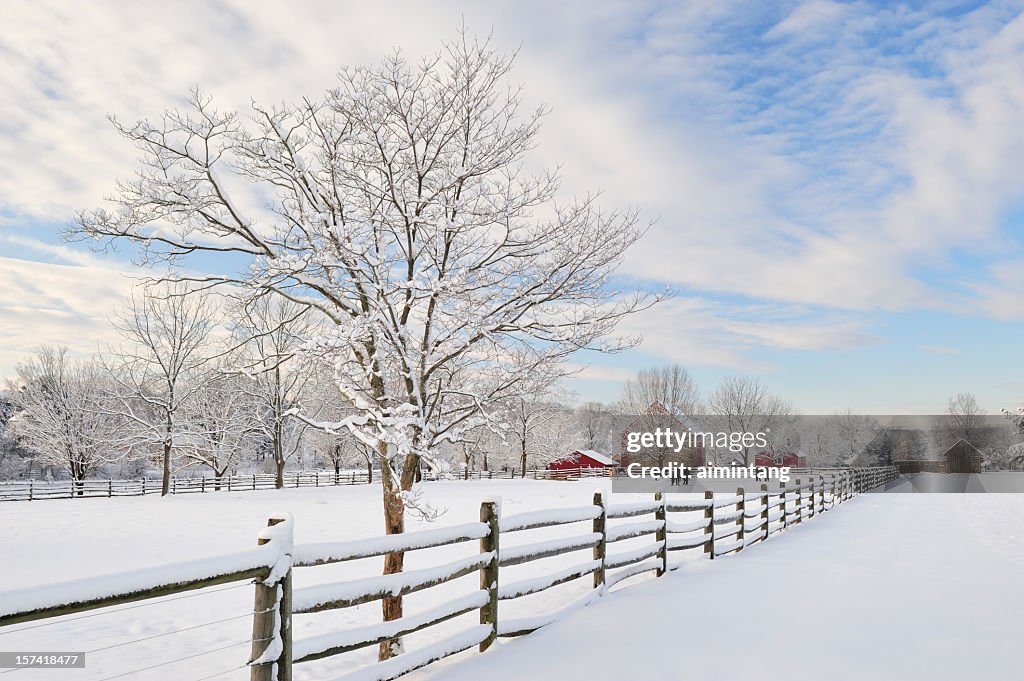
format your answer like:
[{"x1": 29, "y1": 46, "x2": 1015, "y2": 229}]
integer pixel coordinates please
[{"x1": 2, "y1": 0, "x2": 1024, "y2": 412}]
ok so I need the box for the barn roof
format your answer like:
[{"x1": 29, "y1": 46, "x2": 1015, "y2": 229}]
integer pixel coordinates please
[
  {"x1": 576, "y1": 449, "x2": 616, "y2": 466},
  {"x1": 940, "y1": 438, "x2": 983, "y2": 458}
]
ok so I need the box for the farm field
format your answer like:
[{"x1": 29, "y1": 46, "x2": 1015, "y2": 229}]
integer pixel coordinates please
[
  {"x1": 0, "y1": 479, "x2": 676, "y2": 680},
  {"x1": 3, "y1": 479, "x2": 1023, "y2": 680},
  {"x1": 421, "y1": 491, "x2": 1024, "y2": 681}
]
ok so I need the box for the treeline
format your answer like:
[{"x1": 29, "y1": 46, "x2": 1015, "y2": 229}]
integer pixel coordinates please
[{"x1": 4, "y1": 343, "x2": 1024, "y2": 489}]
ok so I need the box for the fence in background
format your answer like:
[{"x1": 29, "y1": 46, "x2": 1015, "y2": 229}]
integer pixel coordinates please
[
  {"x1": 0, "y1": 466, "x2": 900, "y2": 681},
  {"x1": 0, "y1": 470, "x2": 375, "y2": 502},
  {"x1": 0, "y1": 467, "x2": 617, "y2": 502},
  {"x1": 893, "y1": 460, "x2": 947, "y2": 474}
]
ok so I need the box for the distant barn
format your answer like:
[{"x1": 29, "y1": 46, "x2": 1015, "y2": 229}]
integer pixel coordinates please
[
  {"x1": 942, "y1": 439, "x2": 983, "y2": 474},
  {"x1": 754, "y1": 451, "x2": 806, "y2": 468},
  {"x1": 548, "y1": 449, "x2": 616, "y2": 472},
  {"x1": 895, "y1": 438, "x2": 984, "y2": 474}
]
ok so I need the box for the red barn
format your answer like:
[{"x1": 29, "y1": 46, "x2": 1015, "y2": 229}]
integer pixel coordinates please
[
  {"x1": 781, "y1": 452, "x2": 806, "y2": 467},
  {"x1": 548, "y1": 449, "x2": 616, "y2": 471},
  {"x1": 755, "y1": 451, "x2": 806, "y2": 467}
]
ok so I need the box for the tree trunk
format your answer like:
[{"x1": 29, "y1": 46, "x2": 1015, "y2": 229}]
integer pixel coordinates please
[
  {"x1": 160, "y1": 439, "x2": 171, "y2": 496},
  {"x1": 520, "y1": 438, "x2": 527, "y2": 478},
  {"x1": 214, "y1": 469, "x2": 224, "y2": 492},
  {"x1": 366, "y1": 459, "x2": 373, "y2": 484},
  {"x1": 274, "y1": 418, "x2": 285, "y2": 489},
  {"x1": 379, "y1": 446, "x2": 405, "y2": 661}
]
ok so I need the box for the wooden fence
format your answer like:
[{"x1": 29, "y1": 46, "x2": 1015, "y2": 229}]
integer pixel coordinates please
[
  {"x1": 894, "y1": 460, "x2": 946, "y2": 474},
  {"x1": 0, "y1": 467, "x2": 615, "y2": 502},
  {"x1": 0, "y1": 470, "x2": 375, "y2": 502},
  {"x1": 0, "y1": 466, "x2": 899, "y2": 681}
]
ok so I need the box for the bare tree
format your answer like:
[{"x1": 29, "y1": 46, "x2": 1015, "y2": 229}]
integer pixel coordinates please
[
  {"x1": 230, "y1": 296, "x2": 319, "y2": 488},
  {"x1": 830, "y1": 410, "x2": 878, "y2": 466},
  {"x1": 935, "y1": 393, "x2": 988, "y2": 449},
  {"x1": 9, "y1": 347, "x2": 123, "y2": 487},
  {"x1": 706, "y1": 377, "x2": 791, "y2": 466},
  {"x1": 506, "y1": 393, "x2": 573, "y2": 476},
  {"x1": 71, "y1": 34, "x2": 654, "y2": 657},
  {"x1": 1000, "y1": 406, "x2": 1024, "y2": 470},
  {"x1": 180, "y1": 369, "x2": 259, "y2": 486},
  {"x1": 574, "y1": 402, "x2": 613, "y2": 452},
  {"x1": 104, "y1": 283, "x2": 216, "y2": 496},
  {"x1": 618, "y1": 364, "x2": 700, "y2": 417}
]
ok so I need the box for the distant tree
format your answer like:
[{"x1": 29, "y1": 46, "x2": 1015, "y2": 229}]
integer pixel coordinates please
[
  {"x1": 506, "y1": 394, "x2": 568, "y2": 476},
  {"x1": 180, "y1": 369, "x2": 259, "y2": 486},
  {"x1": 862, "y1": 428, "x2": 899, "y2": 466},
  {"x1": 230, "y1": 296, "x2": 319, "y2": 488},
  {"x1": 891, "y1": 428, "x2": 928, "y2": 461},
  {"x1": 9, "y1": 347, "x2": 124, "y2": 487},
  {"x1": 1000, "y1": 406, "x2": 1024, "y2": 470},
  {"x1": 619, "y1": 365, "x2": 700, "y2": 417},
  {"x1": 706, "y1": 377, "x2": 791, "y2": 466},
  {"x1": 934, "y1": 393, "x2": 988, "y2": 449},
  {"x1": 0, "y1": 394, "x2": 20, "y2": 479},
  {"x1": 573, "y1": 402, "x2": 613, "y2": 453},
  {"x1": 104, "y1": 283, "x2": 216, "y2": 496},
  {"x1": 831, "y1": 410, "x2": 879, "y2": 466}
]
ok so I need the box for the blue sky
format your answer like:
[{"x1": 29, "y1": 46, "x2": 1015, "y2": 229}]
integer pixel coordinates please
[{"x1": 1, "y1": 0, "x2": 1023, "y2": 413}]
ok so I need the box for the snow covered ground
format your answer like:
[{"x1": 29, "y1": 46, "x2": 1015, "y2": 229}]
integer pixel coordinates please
[
  {"x1": 420, "y1": 490, "x2": 1024, "y2": 681},
  {"x1": 0, "y1": 479, "x2": 652, "y2": 681},
  {"x1": 2, "y1": 478, "x2": 1022, "y2": 681}
]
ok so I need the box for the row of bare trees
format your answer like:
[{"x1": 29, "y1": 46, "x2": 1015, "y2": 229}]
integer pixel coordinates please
[{"x1": 3, "y1": 291, "x2": 344, "y2": 492}]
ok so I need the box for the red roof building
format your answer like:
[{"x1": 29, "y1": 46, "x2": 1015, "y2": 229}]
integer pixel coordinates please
[{"x1": 548, "y1": 449, "x2": 617, "y2": 471}]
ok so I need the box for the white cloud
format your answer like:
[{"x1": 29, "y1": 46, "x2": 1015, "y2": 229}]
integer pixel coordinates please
[
  {"x1": 0, "y1": 256, "x2": 137, "y2": 376},
  {"x1": 1, "y1": 0, "x2": 1024, "y2": 384},
  {"x1": 615, "y1": 297, "x2": 879, "y2": 371}
]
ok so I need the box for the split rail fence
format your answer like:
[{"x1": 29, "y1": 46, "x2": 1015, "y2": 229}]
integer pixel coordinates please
[
  {"x1": 0, "y1": 466, "x2": 899, "y2": 681},
  {"x1": 0, "y1": 468, "x2": 612, "y2": 502}
]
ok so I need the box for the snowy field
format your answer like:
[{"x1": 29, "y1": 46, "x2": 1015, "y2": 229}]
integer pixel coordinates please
[
  {"x1": 2, "y1": 478, "x2": 1023, "y2": 681},
  {"x1": 421, "y1": 489, "x2": 1024, "y2": 681},
  {"x1": 0, "y1": 479, "x2": 665, "y2": 681}
]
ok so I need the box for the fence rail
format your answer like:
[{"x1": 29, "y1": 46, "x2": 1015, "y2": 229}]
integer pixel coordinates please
[
  {"x1": 0, "y1": 470, "x2": 375, "y2": 502},
  {"x1": 0, "y1": 467, "x2": 617, "y2": 503},
  {"x1": 0, "y1": 466, "x2": 899, "y2": 681}
]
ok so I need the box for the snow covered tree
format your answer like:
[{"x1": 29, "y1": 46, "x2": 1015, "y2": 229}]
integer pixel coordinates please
[
  {"x1": 71, "y1": 33, "x2": 653, "y2": 657},
  {"x1": 104, "y1": 283, "x2": 216, "y2": 496},
  {"x1": 505, "y1": 393, "x2": 580, "y2": 475},
  {"x1": 9, "y1": 347, "x2": 123, "y2": 487},
  {"x1": 830, "y1": 410, "x2": 879, "y2": 466},
  {"x1": 180, "y1": 369, "x2": 259, "y2": 485},
  {"x1": 1000, "y1": 406, "x2": 1024, "y2": 470},
  {"x1": 574, "y1": 401, "x2": 613, "y2": 453},
  {"x1": 229, "y1": 295, "x2": 319, "y2": 488},
  {"x1": 935, "y1": 392, "x2": 988, "y2": 449},
  {"x1": 618, "y1": 364, "x2": 700, "y2": 417},
  {"x1": 0, "y1": 394, "x2": 20, "y2": 479},
  {"x1": 705, "y1": 377, "x2": 791, "y2": 466}
]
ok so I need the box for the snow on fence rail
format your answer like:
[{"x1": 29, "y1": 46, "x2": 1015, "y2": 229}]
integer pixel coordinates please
[{"x1": 0, "y1": 467, "x2": 899, "y2": 681}]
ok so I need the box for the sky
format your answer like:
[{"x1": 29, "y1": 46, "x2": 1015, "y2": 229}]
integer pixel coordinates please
[{"x1": 1, "y1": 0, "x2": 1023, "y2": 413}]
